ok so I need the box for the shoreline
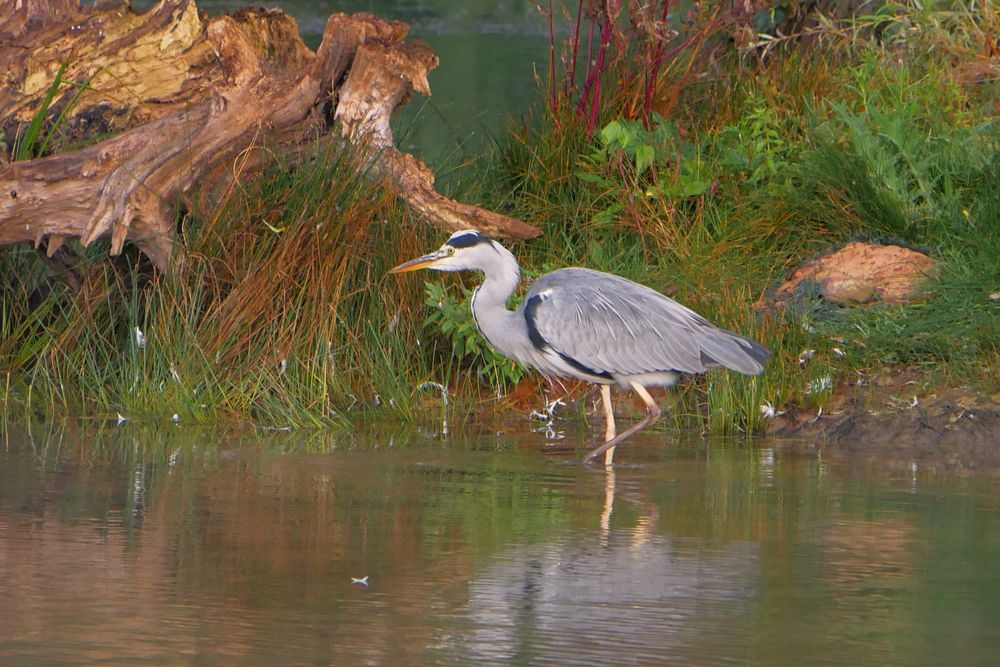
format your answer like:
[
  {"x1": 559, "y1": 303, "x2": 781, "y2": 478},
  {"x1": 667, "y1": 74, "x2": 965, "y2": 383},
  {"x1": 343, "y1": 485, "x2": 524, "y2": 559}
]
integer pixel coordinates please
[{"x1": 766, "y1": 369, "x2": 1000, "y2": 470}]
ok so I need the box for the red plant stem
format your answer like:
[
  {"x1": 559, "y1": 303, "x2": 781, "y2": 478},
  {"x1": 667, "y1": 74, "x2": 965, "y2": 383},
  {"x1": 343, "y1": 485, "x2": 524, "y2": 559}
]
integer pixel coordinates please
[
  {"x1": 643, "y1": 0, "x2": 672, "y2": 123},
  {"x1": 579, "y1": 22, "x2": 596, "y2": 117},
  {"x1": 586, "y1": 20, "x2": 594, "y2": 70},
  {"x1": 547, "y1": 0, "x2": 558, "y2": 119},
  {"x1": 663, "y1": 30, "x2": 701, "y2": 63},
  {"x1": 567, "y1": 0, "x2": 584, "y2": 97},
  {"x1": 642, "y1": 28, "x2": 702, "y2": 118},
  {"x1": 578, "y1": 2, "x2": 615, "y2": 135},
  {"x1": 588, "y1": 6, "x2": 614, "y2": 134}
]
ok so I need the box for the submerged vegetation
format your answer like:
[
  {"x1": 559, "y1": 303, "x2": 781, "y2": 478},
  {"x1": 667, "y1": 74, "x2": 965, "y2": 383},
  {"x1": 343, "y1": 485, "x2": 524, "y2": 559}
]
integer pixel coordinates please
[{"x1": 2, "y1": 1, "x2": 999, "y2": 438}]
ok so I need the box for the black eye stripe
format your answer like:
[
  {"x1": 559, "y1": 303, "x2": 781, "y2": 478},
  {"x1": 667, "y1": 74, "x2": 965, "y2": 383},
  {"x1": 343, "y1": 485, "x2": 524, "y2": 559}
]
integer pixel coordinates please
[{"x1": 447, "y1": 231, "x2": 485, "y2": 248}]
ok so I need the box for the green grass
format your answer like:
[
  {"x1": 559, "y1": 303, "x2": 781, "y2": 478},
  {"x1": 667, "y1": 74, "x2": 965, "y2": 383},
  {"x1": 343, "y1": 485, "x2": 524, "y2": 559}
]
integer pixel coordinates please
[
  {"x1": 457, "y1": 13, "x2": 1000, "y2": 431},
  {"x1": 2, "y1": 143, "x2": 441, "y2": 425},
  {"x1": 3, "y1": 3, "x2": 999, "y2": 438}
]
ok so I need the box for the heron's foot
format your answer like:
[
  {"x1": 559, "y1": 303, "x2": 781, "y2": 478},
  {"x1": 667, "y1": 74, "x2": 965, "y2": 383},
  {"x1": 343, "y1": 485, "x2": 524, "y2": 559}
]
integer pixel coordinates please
[
  {"x1": 584, "y1": 381, "x2": 662, "y2": 465},
  {"x1": 582, "y1": 411, "x2": 661, "y2": 464},
  {"x1": 583, "y1": 441, "x2": 615, "y2": 467},
  {"x1": 579, "y1": 441, "x2": 615, "y2": 466},
  {"x1": 584, "y1": 440, "x2": 619, "y2": 465}
]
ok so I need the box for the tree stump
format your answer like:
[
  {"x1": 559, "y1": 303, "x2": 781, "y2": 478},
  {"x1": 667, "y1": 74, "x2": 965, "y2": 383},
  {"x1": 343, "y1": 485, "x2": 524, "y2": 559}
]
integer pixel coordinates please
[{"x1": 0, "y1": 0, "x2": 539, "y2": 270}]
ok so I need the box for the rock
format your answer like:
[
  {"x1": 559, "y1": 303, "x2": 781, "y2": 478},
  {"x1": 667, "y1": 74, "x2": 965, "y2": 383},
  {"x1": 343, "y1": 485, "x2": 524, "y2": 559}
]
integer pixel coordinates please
[
  {"x1": 822, "y1": 277, "x2": 877, "y2": 305},
  {"x1": 770, "y1": 241, "x2": 936, "y2": 308}
]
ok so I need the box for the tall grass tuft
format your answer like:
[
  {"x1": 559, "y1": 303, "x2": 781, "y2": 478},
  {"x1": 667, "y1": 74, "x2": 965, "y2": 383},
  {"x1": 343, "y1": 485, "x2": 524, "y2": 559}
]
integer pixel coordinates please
[{"x1": 2, "y1": 143, "x2": 437, "y2": 424}]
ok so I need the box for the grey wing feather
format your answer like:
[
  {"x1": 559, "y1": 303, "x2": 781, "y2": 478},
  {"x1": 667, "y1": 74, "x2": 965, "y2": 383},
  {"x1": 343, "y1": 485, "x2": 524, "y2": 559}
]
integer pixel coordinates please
[{"x1": 525, "y1": 268, "x2": 769, "y2": 377}]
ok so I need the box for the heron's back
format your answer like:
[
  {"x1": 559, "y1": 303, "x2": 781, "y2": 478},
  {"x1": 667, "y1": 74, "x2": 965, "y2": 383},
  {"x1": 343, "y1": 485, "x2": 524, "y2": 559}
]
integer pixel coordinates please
[{"x1": 522, "y1": 267, "x2": 769, "y2": 383}]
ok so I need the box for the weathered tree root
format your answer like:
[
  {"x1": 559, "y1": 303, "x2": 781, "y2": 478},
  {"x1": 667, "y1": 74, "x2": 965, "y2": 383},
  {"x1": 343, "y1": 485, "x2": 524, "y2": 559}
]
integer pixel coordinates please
[{"x1": 0, "y1": 0, "x2": 539, "y2": 271}]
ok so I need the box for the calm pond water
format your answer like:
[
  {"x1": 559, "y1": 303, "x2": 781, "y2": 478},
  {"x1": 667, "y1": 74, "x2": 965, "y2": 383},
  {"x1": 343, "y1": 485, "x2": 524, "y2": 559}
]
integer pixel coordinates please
[{"x1": 2, "y1": 421, "x2": 999, "y2": 665}]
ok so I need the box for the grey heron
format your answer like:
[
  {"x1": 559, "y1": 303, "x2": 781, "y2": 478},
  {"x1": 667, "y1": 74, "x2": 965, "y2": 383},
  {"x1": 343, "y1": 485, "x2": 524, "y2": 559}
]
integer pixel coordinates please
[{"x1": 391, "y1": 230, "x2": 770, "y2": 464}]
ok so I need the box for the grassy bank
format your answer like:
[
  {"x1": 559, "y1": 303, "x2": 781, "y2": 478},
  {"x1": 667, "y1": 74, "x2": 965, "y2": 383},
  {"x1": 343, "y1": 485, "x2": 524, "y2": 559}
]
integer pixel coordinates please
[
  {"x1": 2, "y1": 2, "x2": 999, "y2": 435},
  {"x1": 444, "y1": 2, "x2": 1000, "y2": 430},
  {"x1": 1, "y1": 145, "x2": 442, "y2": 427}
]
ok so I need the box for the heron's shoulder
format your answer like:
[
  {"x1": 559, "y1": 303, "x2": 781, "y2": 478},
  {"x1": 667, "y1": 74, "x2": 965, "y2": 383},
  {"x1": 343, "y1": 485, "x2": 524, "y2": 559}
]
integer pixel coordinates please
[
  {"x1": 526, "y1": 266, "x2": 712, "y2": 327},
  {"x1": 528, "y1": 267, "x2": 656, "y2": 297}
]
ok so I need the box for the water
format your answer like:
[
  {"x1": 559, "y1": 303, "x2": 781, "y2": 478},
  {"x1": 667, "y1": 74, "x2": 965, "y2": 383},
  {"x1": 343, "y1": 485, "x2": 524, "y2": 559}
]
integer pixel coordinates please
[
  {"x1": 2, "y1": 422, "x2": 999, "y2": 666},
  {"x1": 11, "y1": 4, "x2": 995, "y2": 662}
]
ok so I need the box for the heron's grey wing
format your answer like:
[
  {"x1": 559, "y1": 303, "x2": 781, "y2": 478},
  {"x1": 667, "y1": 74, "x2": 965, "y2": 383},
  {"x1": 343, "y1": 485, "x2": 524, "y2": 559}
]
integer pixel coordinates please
[{"x1": 525, "y1": 268, "x2": 768, "y2": 377}]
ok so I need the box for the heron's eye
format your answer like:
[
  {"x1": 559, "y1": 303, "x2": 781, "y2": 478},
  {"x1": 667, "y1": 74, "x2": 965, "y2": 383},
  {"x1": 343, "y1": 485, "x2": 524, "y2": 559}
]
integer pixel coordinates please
[{"x1": 447, "y1": 247, "x2": 456, "y2": 255}]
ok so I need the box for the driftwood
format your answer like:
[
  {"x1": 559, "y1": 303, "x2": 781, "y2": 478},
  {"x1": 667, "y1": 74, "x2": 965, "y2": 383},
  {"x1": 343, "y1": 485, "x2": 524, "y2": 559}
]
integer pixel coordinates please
[{"x1": 0, "y1": 0, "x2": 539, "y2": 270}]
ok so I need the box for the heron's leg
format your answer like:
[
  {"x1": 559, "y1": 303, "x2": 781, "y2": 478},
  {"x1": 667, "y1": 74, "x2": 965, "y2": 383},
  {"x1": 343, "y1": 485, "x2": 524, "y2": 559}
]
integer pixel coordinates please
[
  {"x1": 584, "y1": 381, "x2": 661, "y2": 464},
  {"x1": 600, "y1": 384, "x2": 616, "y2": 466}
]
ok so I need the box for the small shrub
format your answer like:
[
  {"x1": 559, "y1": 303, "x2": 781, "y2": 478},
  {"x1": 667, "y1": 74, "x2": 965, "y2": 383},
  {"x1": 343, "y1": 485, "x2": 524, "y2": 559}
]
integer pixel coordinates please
[{"x1": 421, "y1": 282, "x2": 526, "y2": 390}]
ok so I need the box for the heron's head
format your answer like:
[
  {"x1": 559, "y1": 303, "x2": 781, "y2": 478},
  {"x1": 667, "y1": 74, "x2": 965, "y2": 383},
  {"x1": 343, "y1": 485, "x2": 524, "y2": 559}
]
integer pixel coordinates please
[{"x1": 389, "y1": 230, "x2": 509, "y2": 274}]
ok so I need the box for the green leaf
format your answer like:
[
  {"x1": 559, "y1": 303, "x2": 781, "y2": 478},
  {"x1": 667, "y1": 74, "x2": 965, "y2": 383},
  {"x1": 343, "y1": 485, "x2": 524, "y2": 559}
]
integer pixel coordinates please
[
  {"x1": 38, "y1": 68, "x2": 95, "y2": 157},
  {"x1": 592, "y1": 203, "x2": 624, "y2": 226},
  {"x1": 635, "y1": 144, "x2": 655, "y2": 176},
  {"x1": 586, "y1": 242, "x2": 606, "y2": 265},
  {"x1": 681, "y1": 179, "x2": 709, "y2": 196},
  {"x1": 576, "y1": 171, "x2": 607, "y2": 184},
  {"x1": 600, "y1": 120, "x2": 624, "y2": 147},
  {"x1": 16, "y1": 62, "x2": 67, "y2": 161}
]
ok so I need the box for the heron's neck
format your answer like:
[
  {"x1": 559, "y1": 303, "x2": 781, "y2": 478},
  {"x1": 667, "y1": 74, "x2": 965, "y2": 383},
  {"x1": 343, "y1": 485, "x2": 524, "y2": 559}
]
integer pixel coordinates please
[
  {"x1": 470, "y1": 246, "x2": 530, "y2": 361},
  {"x1": 474, "y1": 251, "x2": 519, "y2": 311}
]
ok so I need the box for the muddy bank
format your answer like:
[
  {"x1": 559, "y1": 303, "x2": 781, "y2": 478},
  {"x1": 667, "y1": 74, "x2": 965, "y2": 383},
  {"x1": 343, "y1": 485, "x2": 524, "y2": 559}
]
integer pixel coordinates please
[
  {"x1": 495, "y1": 367, "x2": 1000, "y2": 470},
  {"x1": 768, "y1": 370, "x2": 1000, "y2": 470}
]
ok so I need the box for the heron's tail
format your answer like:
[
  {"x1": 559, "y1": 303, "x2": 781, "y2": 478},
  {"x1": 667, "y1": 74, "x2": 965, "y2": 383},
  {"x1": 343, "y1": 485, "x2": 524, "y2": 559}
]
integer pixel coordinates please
[{"x1": 699, "y1": 328, "x2": 770, "y2": 375}]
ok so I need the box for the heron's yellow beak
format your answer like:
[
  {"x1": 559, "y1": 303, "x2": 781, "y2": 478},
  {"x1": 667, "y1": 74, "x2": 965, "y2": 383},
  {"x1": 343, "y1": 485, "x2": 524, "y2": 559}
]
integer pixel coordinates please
[{"x1": 389, "y1": 250, "x2": 445, "y2": 274}]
